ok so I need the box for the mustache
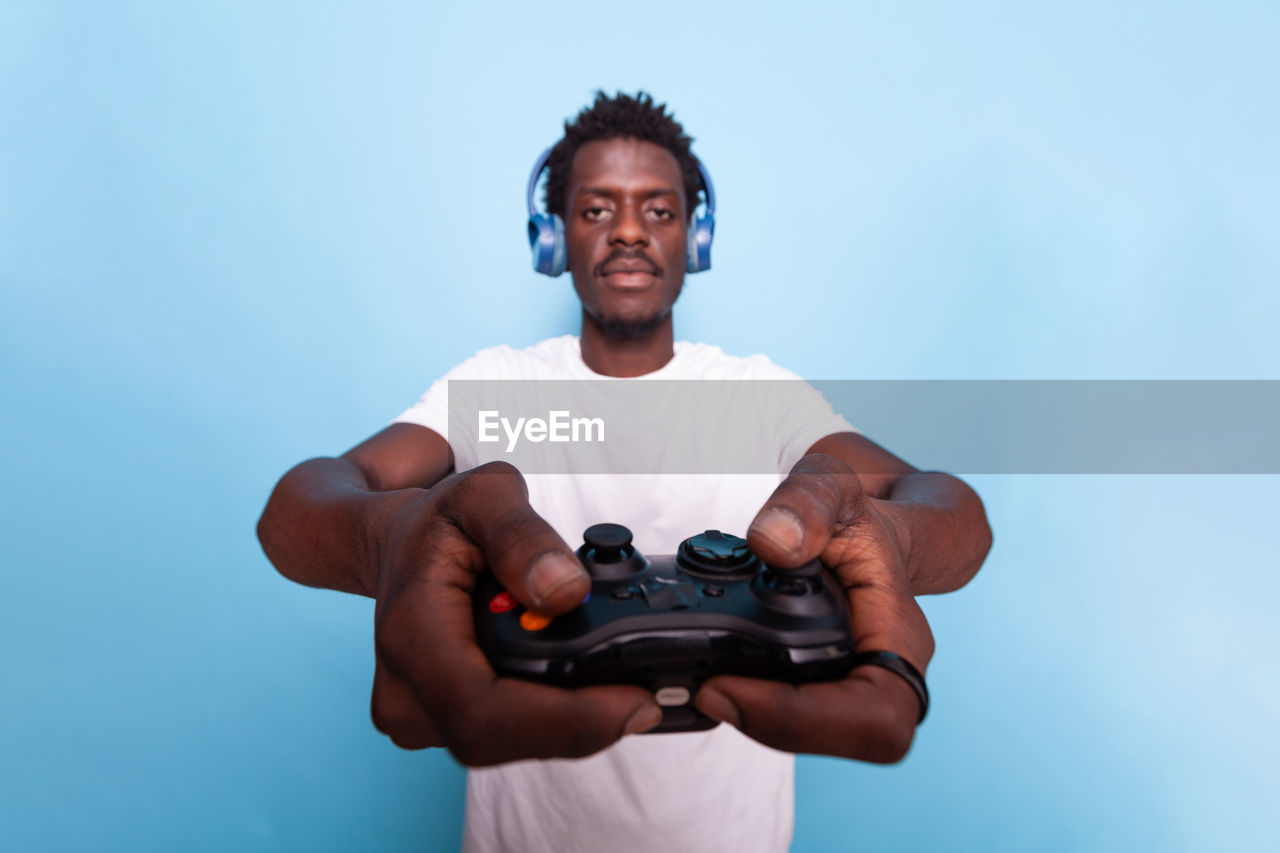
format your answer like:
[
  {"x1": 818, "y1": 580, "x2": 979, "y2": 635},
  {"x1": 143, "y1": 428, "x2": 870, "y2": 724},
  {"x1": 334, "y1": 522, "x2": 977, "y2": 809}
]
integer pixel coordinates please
[{"x1": 596, "y1": 248, "x2": 662, "y2": 276}]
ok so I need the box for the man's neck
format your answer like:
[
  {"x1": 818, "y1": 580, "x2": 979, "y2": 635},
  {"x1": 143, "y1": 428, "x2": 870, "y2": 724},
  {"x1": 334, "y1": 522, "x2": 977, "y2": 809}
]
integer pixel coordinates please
[{"x1": 578, "y1": 313, "x2": 676, "y2": 377}]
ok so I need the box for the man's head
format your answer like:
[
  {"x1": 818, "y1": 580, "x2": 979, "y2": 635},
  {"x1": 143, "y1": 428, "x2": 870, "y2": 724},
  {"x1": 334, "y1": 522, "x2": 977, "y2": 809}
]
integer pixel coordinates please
[
  {"x1": 544, "y1": 92, "x2": 704, "y2": 225},
  {"x1": 546, "y1": 92, "x2": 704, "y2": 341}
]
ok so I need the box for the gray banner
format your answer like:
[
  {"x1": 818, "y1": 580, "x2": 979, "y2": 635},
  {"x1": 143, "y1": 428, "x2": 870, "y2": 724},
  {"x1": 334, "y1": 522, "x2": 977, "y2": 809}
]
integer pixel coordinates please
[{"x1": 446, "y1": 380, "x2": 1280, "y2": 474}]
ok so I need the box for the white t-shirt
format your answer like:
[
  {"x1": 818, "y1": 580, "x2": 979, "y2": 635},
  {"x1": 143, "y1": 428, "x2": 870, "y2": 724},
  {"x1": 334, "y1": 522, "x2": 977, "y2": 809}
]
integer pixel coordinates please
[{"x1": 394, "y1": 335, "x2": 854, "y2": 853}]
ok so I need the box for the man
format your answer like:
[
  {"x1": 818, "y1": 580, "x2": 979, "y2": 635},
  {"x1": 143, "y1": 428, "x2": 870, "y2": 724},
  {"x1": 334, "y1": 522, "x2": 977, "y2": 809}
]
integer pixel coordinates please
[{"x1": 257, "y1": 92, "x2": 991, "y2": 853}]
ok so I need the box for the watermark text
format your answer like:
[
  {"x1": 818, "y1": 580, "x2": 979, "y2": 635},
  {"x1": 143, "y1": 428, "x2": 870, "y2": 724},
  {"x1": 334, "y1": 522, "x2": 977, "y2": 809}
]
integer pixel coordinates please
[{"x1": 478, "y1": 410, "x2": 605, "y2": 453}]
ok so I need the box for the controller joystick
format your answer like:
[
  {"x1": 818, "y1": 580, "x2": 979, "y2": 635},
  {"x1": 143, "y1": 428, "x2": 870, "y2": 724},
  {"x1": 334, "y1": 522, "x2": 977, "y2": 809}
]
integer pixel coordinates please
[
  {"x1": 577, "y1": 523, "x2": 649, "y2": 580},
  {"x1": 474, "y1": 523, "x2": 856, "y2": 733},
  {"x1": 751, "y1": 563, "x2": 833, "y2": 616}
]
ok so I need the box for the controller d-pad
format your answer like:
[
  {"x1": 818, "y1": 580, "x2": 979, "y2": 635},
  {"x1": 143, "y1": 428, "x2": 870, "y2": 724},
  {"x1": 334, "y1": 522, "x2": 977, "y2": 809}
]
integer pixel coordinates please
[{"x1": 677, "y1": 530, "x2": 761, "y2": 577}]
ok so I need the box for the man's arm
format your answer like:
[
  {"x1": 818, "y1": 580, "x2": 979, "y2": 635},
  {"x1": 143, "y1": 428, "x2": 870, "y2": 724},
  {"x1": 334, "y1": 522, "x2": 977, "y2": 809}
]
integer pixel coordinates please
[
  {"x1": 805, "y1": 431, "x2": 992, "y2": 595},
  {"x1": 256, "y1": 423, "x2": 454, "y2": 597}
]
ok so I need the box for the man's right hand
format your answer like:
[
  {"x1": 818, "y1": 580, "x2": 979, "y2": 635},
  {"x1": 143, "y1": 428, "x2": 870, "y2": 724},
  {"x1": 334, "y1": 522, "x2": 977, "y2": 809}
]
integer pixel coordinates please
[{"x1": 368, "y1": 461, "x2": 664, "y2": 766}]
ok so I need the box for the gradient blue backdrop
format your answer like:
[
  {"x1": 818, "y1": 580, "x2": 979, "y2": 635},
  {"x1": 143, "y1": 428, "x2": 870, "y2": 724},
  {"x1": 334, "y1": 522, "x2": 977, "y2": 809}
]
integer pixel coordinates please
[{"x1": 2, "y1": 1, "x2": 1277, "y2": 850}]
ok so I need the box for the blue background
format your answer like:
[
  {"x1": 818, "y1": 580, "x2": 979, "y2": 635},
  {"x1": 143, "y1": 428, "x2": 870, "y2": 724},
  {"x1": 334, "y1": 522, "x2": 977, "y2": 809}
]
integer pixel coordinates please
[{"x1": 3, "y1": 1, "x2": 1277, "y2": 850}]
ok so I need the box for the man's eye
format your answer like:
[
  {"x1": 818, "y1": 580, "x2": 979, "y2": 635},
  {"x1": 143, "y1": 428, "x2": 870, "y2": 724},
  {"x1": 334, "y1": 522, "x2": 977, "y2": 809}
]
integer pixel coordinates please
[
  {"x1": 583, "y1": 207, "x2": 609, "y2": 221},
  {"x1": 649, "y1": 208, "x2": 675, "y2": 221}
]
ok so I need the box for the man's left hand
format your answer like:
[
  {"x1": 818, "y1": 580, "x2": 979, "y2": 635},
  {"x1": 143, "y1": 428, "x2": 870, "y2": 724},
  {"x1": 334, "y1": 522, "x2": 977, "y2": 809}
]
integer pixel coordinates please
[{"x1": 693, "y1": 453, "x2": 935, "y2": 763}]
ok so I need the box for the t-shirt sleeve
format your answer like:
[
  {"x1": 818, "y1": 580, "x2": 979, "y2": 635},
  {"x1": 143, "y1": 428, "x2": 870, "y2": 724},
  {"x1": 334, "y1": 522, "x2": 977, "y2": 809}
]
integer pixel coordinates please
[
  {"x1": 740, "y1": 355, "x2": 857, "y2": 474},
  {"x1": 391, "y1": 347, "x2": 508, "y2": 443},
  {"x1": 392, "y1": 374, "x2": 451, "y2": 439}
]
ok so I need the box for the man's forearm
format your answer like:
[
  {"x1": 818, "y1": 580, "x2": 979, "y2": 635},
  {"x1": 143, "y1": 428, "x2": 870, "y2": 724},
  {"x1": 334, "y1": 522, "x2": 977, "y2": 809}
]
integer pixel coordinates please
[
  {"x1": 256, "y1": 457, "x2": 423, "y2": 597},
  {"x1": 878, "y1": 471, "x2": 992, "y2": 595}
]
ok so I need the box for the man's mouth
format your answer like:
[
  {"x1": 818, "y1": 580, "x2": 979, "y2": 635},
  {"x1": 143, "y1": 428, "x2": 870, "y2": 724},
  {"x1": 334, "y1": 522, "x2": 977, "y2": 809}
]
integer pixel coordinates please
[
  {"x1": 601, "y1": 261, "x2": 659, "y2": 276},
  {"x1": 598, "y1": 249, "x2": 661, "y2": 280}
]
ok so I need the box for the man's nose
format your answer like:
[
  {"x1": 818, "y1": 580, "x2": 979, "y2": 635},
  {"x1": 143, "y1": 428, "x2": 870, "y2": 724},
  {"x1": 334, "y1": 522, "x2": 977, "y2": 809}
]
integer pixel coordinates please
[{"x1": 608, "y1": 204, "x2": 648, "y2": 245}]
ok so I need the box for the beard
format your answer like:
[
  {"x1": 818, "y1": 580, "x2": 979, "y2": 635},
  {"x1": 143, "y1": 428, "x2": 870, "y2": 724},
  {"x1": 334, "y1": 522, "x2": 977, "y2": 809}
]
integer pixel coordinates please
[
  {"x1": 589, "y1": 304, "x2": 673, "y2": 341},
  {"x1": 577, "y1": 246, "x2": 684, "y2": 340}
]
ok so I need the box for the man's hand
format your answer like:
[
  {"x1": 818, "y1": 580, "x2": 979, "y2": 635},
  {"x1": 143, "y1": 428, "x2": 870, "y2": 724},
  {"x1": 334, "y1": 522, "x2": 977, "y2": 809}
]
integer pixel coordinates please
[
  {"x1": 693, "y1": 453, "x2": 936, "y2": 763},
  {"x1": 369, "y1": 461, "x2": 664, "y2": 766}
]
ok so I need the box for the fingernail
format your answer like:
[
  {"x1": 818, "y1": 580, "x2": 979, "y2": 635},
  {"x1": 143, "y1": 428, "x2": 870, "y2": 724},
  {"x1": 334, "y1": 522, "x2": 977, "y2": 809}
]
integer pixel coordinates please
[
  {"x1": 695, "y1": 688, "x2": 741, "y2": 728},
  {"x1": 527, "y1": 553, "x2": 587, "y2": 608},
  {"x1": 624, "y1": 704, "x2": 664, "y2": 735},
  {"x1": 750, "y1": 508, "x2": 805, "y2": 558}
]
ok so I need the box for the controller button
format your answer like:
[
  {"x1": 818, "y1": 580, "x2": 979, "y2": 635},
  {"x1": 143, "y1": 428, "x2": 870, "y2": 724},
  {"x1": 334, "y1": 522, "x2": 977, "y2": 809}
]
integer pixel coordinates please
[
  {"x1": 611, "y1": 587, "x2": 636, "y2": 600},
  {"x1": 655, "y1": 686, "x2": 691, "y2": 707},
  {"x1": 488, "y1": 592, "x2": 516, "y2": 614},
  {"x1": 519, "y1": 611, "x2": 553, "y2": 631},
  {"x1": 701, "y1": 585, "x2": 725, "y2": 597}
]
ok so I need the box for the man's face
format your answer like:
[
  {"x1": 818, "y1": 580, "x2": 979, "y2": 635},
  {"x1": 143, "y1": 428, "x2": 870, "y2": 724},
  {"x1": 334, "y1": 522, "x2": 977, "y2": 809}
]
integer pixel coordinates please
[{"x1": 564, "y1": 137, "x2": 688, "y2": 339}]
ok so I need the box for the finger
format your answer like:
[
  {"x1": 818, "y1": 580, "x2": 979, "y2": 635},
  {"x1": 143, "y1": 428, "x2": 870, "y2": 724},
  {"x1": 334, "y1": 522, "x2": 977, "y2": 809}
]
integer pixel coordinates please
[
  {"x1": 439, "y1": 461, "x2": 589, "y2": 614},
  {"x1": 746, "y1": 453, "x2": 866, "y2": 569},
  {"x1": 748, "y1": 451, "x2": 930, "y2": 662},
  {"x1": 694, "y1": 666, "x2": 921, "y2": 763},
  {"x1": 839, "y1": 553, "x2": 935, "y2": 666},
  {"x1": 370, "y1": 661, "x2": 442, "y2": 750},
  {"x1": 821, "y1": 502, "x2": 936, "y2": 667},
  {"x1": 376, "y1": 559, "x2": 662, "y2": 767}
]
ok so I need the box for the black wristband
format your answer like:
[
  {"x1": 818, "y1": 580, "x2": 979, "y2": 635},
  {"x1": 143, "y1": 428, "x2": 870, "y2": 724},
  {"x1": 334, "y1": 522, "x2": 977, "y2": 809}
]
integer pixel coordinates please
[{"x1": 850, "y1": 650, "x2": 930, "y2": 724}]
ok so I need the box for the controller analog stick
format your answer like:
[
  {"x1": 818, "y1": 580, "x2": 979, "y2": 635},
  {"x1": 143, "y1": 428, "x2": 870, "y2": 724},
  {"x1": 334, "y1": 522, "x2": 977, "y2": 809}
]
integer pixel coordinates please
[
  {"x1": 761, "y1": 569, "x2": 822, "y2": 596},
  {"x1": 751, "y1": 559, "x2": 833, "y2": 616},
  {"x1": 579, "y1": 523, "x2": 648, "y2": 581},
  {"x1": 583, "y1": 523, "x2": 633, "y2": 560}
]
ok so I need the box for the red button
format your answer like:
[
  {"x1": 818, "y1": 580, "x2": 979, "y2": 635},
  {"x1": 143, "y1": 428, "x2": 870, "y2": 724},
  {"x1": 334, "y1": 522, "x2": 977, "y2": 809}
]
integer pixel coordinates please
[{"x1": 489, "y1": 592, "x2": 516, "y2": 614}]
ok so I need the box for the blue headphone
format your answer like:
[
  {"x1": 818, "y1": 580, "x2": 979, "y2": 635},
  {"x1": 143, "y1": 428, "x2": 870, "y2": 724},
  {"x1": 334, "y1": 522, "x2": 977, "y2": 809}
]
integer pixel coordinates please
[{"x1": 525, "y1": 145, "x2": 717, "y2": 277}]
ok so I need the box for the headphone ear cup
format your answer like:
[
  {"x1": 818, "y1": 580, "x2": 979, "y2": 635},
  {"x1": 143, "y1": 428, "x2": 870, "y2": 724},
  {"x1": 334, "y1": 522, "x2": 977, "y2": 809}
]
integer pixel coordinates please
[
  {"x1": 685, "y1": 212, "x2": 715, "y2": 273},
  {"x1": 528, "y1": 213, "x2": 567, "y2": 277}
]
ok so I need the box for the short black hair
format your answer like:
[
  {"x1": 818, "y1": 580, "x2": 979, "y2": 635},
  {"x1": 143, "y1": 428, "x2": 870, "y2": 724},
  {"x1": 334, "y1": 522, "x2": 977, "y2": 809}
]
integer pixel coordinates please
[{"x1": 544, "y1": 91, "x2": 703, "y2": 222}]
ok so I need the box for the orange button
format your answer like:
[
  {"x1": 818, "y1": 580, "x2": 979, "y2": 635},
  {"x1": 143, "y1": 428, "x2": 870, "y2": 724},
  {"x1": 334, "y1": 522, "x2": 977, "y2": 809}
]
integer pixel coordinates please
[
  {"x1": 489, "y1": 592, "x2": 516, "y2": 614},
  {"x1": 519, "y1": 610, "x2": 553, "y2": 631}
]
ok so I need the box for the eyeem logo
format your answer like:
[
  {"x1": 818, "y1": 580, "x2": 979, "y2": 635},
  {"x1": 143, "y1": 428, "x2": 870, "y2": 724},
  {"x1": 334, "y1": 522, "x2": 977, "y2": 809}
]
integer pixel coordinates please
[{"x1": 478, "y1": 410, "x2": 605, "y2": 453}]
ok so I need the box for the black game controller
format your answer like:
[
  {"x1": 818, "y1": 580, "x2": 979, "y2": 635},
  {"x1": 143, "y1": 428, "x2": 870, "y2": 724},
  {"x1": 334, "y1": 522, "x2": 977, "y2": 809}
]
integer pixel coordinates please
[{"x1": 473, "y1": 523, "x2": 857, "y2": 733}]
